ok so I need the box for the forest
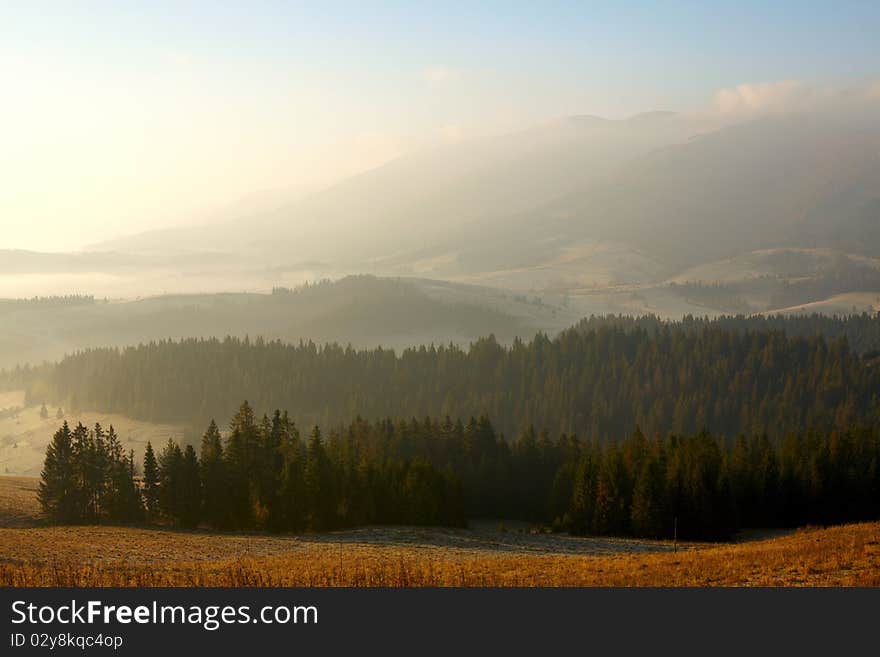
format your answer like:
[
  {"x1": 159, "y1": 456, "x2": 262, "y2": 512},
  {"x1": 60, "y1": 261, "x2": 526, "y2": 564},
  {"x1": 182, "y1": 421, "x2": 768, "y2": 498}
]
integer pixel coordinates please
[
  {"x1": 13, "y1": 313, "x2": 880, "y2": 442},
  {"x1": 0, "y1": 294, "x2": 96, "y2": 313},
  {"x1": 38, "y1": 401, "x2": 880, "y2": 539}
]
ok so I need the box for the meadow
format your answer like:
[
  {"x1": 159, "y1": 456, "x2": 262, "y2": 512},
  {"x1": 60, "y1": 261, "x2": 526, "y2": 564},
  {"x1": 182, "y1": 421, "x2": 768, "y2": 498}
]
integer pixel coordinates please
[
  {"x1": 1, "y1": 476, "x2": 877, "y2": 587},
  {"x1": 0, "y1": 392, "x2": 184, "y2": 477}
]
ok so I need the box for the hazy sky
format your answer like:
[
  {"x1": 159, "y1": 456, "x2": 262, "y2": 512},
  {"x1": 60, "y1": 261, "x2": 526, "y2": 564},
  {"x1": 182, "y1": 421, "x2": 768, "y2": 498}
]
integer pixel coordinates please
[{"x1": 2, "y1": 1, "x2": 878, "y2": 252}]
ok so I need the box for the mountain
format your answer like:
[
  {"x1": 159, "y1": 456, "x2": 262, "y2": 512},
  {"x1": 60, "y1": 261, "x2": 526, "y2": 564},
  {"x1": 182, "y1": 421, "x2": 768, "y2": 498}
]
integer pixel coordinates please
[
  {"x1": 93, "y1": 112, "x2": 710, "y2": 266},
  {"x1": 92, "y1": 101, "x2": 880, "y2": 289},
  {"x1": 541, "y1": 105, "x2": 880, "y2": 267},
  {"x1": 0, "y1": 276, "x2": 580, "y2": 369},
  {"x1": 14, "y1": 97, "x2": 880, "y2": 322}
]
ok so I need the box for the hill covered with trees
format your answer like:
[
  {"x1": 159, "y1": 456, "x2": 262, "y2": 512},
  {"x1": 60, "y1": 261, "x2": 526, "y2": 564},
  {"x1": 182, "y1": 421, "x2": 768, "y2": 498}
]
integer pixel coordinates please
[
  {"x1": 15, "y1": 313, "x2": 880, "y2": 443},
  {"x1": 0, "y1": 276, "x2": 576, "y2": 370},
  {"x1": 571, "y1": 312, "x2": 880, "y2": 356}
]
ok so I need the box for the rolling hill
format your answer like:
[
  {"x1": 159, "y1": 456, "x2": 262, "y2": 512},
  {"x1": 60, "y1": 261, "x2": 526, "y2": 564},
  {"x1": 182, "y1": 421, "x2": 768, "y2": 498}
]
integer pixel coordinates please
[
  {"x1": 90, "y1": 101, "x2": 880, "y2": 290},
  {"x1": 0, "y1": 276, "x2": 580, "y2": 369},
  {"x1": 5, "y1": 101, "x2": 878, "y2": 323}
]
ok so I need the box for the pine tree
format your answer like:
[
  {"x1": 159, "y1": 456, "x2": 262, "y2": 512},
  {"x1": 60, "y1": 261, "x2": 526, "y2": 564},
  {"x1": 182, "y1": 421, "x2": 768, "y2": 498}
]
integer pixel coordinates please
[
  {"x1": 225, "y1": 401, "x2": 259, "y2": 529},
  {"x1": 38, "y1": 422, "x2": 78, "y2": 523},
  {"x1": 568, "y1": 454, "x2": 597, "y2": 533},
  {"x1": 631, "y1": 457, "x2": 666, "y2": 538},
  {"x1": 157, "y1": 439, "x2": 183, "y2": 524},
  {"x1": 70, "y1": 422, "x2": 103, "y2": 522},
  {"x1": 106, "y1": 448, "x2": 143, "y2": 524},
  {"x1": 179, "y1": 445, "x2": 201, "y2": 528},
  {"x1": 39, "y1": 403, "x2": 49, "y2": 420},
  {"x1": 278, "y1": 426, "x2": 306, "y2": 532},
  {"x1": 142, "y1": 442, "x2": 159, "y2": 521},
  {"x1": 304, "y1": 425, "x2": 335, "y2": 531},
  {"x1": 124, "y1": 450, "x2": 144, "y2": 522},
  {"x1": 592, "y1": 447, "x2": 629, "y2": 535},
  {"x1": 259, "y1": 410, "x2": 295, "y2": 531},
  {"x1": 199, "y1": 420, "x2": 228, "y2": 529}
]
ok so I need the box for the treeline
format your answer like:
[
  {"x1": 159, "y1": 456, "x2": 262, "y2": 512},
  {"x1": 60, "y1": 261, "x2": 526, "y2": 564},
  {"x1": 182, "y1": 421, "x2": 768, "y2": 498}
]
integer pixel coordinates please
[
  {"x1": 666, "y1": 260, "x2": 880, "y2": 314},
  {"x1": 554, "y1": 426, "x2": 880, "y2": 539},
  {"x1": 768, "y1": 259, "x2": 880, "y2": 310},
  {"x1": 0, "y1": 295, "x2": 95, "y2": 313},
  {"x1": 571, "y1": 312, "x2": 880, "y2": 356},
  {"x1": 20, "y1": 317, "x2": 880, "y2": 441},
  {"x1": 39, "y1": 403, "x2": 465, "y2": 531},
  {"x1": 38, "y1": 422, "x2": 142, "y2": 525},
  {"x1": 667, "y1": 282, "x2": 752, "y2": 314},
  {"x1": 39, "y1": 403, "x2": 880, "y2": 539}
]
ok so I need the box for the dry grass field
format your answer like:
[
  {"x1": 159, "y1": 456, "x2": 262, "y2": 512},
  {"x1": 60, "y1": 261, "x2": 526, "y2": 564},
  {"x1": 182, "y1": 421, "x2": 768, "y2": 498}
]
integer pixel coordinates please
[
  {"x1": 0, "y1": 391, "x2": 185, "y2": 477},
  {"x1": 0, "y1": 475, "x2": 40, "y2": 527},
  {"x1": 1, "y1": 476, "x2": 877, "y2": 587}
]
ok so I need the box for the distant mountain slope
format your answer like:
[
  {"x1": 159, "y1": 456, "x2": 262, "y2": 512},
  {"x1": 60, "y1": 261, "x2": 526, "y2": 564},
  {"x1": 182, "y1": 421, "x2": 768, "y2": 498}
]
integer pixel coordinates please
[
  {"x1": 762, "y1": 292, "x2": 880, "y2": 317},
  {"x1": 0, "y1": 249, "x2": 230, "y2": 274},
  {"x1": 93, "y1": 112, "x2": 708, "y2": 265},
  {"x1": 32, "y1": 99, "x2": 880, "y2": 312},
  {"x1": 0, "y1": 276, "x2": 578, "y2": 369},
  {"x1": 543, "y1": 107, "x2": 880, "y2": 266},
  {"x1": 94, "y1": 103, "x2": 880, "y2": 283}
]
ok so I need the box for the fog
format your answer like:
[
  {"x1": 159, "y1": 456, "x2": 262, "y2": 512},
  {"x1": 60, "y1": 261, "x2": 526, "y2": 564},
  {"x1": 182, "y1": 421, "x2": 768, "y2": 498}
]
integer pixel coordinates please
[{"x1": 2, "y1": 5, "x2": 879, "y2": 371}]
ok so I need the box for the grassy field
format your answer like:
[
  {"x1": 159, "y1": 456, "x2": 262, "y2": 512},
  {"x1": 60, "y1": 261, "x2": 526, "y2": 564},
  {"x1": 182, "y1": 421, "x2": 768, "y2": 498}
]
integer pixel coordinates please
[
  {"x1": 1, "y1": 476, "x2": 878, "y2": 587},
  {"x1": 0, "y1": 392, "x2": 185, "y2": 477},
  {"x1": 0, "y1": 475, "x2": 40, "y2": 527}
]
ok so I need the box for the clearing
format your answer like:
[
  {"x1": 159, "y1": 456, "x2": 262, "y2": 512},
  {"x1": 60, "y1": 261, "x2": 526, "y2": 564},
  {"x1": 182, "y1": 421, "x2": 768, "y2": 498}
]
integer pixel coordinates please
[{"x1": 0, "y1": 393, "x2": 184, "y2": 477}]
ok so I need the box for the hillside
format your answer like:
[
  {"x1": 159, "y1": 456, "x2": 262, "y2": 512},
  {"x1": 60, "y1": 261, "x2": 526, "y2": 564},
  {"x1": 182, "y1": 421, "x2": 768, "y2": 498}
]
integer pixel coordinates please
[
  {"x1": 85, "y1": 103, "x2": 880, "y2": 295},
  {"x1": 93, "y1": 113, "x2": 708, "y2": 265},
  {"x1": 1, "y1": 513, "x2": 876, "y2": 586},
  {"x1": 6, "y1": 107, "x2": 880, "y2": 315},
  {"x1": 544, "y1": 107, "x2": 880, "y2": 267},
  {"x1": 0, "y1": 276, "x2": 579, "y2": 369},
  {"x1": 19, "y1": 317, "x2": 880, "y2": 441}
]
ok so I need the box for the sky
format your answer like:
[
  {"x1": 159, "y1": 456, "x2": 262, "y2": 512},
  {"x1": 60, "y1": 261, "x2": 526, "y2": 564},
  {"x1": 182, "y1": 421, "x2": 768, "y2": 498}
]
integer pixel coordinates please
[{"x1": 1, "y1": 1, "x2": 878, "y2": 252}]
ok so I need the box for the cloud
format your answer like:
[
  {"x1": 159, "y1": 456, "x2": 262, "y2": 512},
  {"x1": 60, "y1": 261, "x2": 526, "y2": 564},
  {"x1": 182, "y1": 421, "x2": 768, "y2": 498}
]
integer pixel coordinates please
[
  {"x1": 701, "y1": 79, "x2": 880, "y2": 123},
  {"x1": 421, "y1": 66, "x2": 459, "y2": 85},
  {"x1": 709, "y1": 80, "x2": 821, "y2": 117}
]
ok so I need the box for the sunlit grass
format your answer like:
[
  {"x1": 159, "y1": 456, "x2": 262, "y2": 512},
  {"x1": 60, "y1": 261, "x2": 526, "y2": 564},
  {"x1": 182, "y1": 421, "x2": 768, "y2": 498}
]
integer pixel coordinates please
[{"x1": 1, "y1": 522, "x2": 877, "y2": 587}]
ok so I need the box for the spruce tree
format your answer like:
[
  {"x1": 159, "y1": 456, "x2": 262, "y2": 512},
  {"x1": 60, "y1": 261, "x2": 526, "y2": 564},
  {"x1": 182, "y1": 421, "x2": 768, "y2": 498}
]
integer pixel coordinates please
[
  {"x1": 142, "y1": 442, "x2": 160, "y2": 521},
  {"x1": 631, "y1": 457, "x2": 666, "y2": 538},
  {"x1": 179, "y1": 444, "x2": 201, "y2": 529},
  {"x1": 70, "y1": 422, "x2": 102, "y2": 522},
  {"x1": 304, "y1": 426, "x2": 335, "y2": 531},
  {"x1": 38, "y1": 422, "x2": 78, "y2": 523},
  {"x1": 278, "y1": 427, "x2": 306, "y2": 532},
  {"x1": 199, "y1": 420, "x2": 228, "y2": 529},
  {"x1": 158, "y1": 439, "x2": 183, "y2": 524},
  {"x1": 259, "y1": 410, "x2": 295, "y2": 531},
  {"x1": 225, "y1": 401, "x2": 259, "y2": 529}
]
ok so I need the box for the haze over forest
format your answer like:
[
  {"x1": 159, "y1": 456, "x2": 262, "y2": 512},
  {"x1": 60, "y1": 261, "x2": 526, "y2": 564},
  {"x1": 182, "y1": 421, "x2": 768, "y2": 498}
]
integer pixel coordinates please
[
  {"x1": 3, "y1": 85, "x2": 880, "y2": 369},
  {"x1": 2, "y1": 3, "x2": 879, "y2": 371}
]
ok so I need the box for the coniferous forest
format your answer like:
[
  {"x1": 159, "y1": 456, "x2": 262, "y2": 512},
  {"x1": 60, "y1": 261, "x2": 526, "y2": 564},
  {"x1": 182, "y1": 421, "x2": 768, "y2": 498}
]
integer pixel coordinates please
[
  {"x1": 39, "y1": 400, "x2": 880, "y2": 540},
  {"x1": 27, "y1": 314, "x2": 880, "y2": 539},
  {"x1": 17, "y1": 314, "x2": 880, "y2": 442}
]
